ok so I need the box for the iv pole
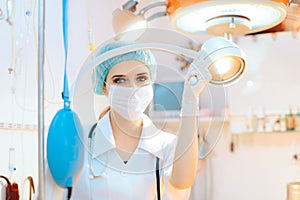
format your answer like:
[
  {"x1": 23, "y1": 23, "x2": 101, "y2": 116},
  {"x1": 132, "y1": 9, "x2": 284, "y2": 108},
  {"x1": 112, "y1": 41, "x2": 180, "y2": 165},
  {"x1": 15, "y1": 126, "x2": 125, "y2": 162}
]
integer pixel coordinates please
[{"x1": 37, "y1": 0, "x2": 45, "y2": 198}]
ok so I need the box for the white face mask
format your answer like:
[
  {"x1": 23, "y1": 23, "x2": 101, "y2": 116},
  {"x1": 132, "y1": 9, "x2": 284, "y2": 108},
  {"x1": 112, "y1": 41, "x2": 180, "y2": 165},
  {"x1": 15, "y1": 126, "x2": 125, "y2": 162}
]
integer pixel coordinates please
[{"x1": 108, "y1": 84, "x2": 153, "y2": 121}]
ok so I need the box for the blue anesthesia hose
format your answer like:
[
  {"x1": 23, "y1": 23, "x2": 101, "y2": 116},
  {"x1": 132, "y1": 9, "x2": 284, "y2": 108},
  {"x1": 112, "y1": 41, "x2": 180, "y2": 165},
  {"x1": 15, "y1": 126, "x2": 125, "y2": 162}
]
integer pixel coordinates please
[{"x1": 46, "y1": 0, "x2": 84, "y2": 198}]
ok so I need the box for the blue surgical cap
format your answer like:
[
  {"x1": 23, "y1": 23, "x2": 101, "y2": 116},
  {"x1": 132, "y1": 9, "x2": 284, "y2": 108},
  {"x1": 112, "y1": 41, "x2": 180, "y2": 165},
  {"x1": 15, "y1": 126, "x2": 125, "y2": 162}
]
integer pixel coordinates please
[{"x1": 92, "y1": 41, "x2": 157, "y2": 95}]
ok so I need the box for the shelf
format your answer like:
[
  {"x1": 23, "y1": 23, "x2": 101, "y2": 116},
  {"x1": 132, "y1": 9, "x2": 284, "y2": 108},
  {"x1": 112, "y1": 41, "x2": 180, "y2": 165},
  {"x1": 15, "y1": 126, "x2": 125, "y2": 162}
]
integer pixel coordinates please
[
  {"x1": 151, "y1": 116, "x2": 228, "y2": 123},
  {"x1": 0, "y1": 122, "x2": 38, "y2": 132},
  {"x1": 231, "y1": 131, "x2": 300, "y2": 135}
]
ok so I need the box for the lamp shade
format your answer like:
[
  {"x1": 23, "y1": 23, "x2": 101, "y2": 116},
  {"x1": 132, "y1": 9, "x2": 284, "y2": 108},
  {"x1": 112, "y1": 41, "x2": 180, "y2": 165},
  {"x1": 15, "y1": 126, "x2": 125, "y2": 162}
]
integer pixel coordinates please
[
  {"x1": 167, "y1": 0, "x2": 289, "y2": 35},
  {"x1": 200, "y1": 36, "x2": 247, "y2": 86}
]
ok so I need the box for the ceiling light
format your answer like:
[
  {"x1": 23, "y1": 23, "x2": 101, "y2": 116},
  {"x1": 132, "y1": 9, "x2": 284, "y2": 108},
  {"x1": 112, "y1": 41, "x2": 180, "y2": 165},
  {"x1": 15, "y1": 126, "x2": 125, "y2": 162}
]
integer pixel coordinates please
[
  {"x1": 114, "y1": 0, "x2": 290, "y2": 37},
  {"x1": 167, "y1": 0, "x2": 289, "y2": 36}
]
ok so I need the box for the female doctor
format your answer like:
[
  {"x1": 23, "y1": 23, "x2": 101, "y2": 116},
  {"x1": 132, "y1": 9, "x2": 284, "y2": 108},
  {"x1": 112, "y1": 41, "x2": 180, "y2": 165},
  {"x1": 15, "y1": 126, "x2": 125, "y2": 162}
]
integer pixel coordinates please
[{"x1": 45, "y1": 41, "x2": 211, "y2": 200}]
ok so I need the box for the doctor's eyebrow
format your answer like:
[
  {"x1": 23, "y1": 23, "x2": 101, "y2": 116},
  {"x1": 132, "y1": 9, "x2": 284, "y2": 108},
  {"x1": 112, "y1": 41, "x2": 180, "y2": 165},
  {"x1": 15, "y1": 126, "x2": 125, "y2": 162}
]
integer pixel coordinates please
[
  {"x1": 136, "y1": 72, "x2": 150, "y2": 77},
  {"x1": 111, "y1": 75, "x2": 126, "y2": 79}
]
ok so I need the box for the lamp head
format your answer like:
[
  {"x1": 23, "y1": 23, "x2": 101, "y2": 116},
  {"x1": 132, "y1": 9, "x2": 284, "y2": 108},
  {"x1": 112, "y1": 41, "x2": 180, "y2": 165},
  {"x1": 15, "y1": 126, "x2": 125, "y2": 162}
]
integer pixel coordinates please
[
  {"x1": 201, "y1": 37, "x2": 247, "y2": 86},
  {"x1": 112, "y1": 8, "x2": 147, "y2": 41},
  {"x1": 167, "y1": 0, "x2": 288, "y2": 36}
]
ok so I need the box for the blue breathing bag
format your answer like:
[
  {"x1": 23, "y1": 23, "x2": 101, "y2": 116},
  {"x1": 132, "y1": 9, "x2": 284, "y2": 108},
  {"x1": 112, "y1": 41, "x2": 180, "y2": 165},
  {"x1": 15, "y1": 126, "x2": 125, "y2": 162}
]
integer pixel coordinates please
[
  {"x1": 46, "y1": 0, "x2": 84, "y2": 190},
  {"x1": 47, "y1": 105, "x2": 84, "y2": 188}
]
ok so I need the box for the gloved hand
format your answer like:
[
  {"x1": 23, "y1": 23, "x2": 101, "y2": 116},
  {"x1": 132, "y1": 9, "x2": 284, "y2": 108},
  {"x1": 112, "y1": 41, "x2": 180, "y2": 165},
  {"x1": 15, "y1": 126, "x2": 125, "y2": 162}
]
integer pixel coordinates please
[{"x1": 181, "y1": 54, "x2": 212, "y2": 117}]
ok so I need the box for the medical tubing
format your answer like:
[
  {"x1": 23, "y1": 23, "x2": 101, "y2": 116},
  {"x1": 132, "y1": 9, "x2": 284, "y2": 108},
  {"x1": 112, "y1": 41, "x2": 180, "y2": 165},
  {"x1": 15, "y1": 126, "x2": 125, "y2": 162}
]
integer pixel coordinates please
[
  {"x1": 71, "y1": 43, "x2": 198, "y2": 98},
  {"x1": 67, "y1": 186, "x2": 72, "y2": 200},
  {"x1": 6, "y1": 0, "x2": 13, "y2": 25},
  {"x1": 62, "y1": 0, "x2": 70, "y2": 105},
  {"x1": 27, "y1": 176, "x2": 35, "y2": 200},
  {"x1": 156, "y1": 157, "x2": 160, "y2": 200}
]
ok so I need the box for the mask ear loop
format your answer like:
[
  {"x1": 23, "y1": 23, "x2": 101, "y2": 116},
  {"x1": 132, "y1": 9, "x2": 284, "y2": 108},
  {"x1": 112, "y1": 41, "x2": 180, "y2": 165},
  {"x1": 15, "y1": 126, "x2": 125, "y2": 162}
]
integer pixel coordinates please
[{"x1": 102, "y1": 80, "x2": 111, "y2": 95}]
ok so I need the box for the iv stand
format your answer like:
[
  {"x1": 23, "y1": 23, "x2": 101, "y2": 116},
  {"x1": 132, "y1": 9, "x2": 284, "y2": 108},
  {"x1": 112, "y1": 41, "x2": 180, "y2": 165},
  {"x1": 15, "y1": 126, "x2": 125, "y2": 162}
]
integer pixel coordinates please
[{"x1": 37, "y1": 0, "x2": 46, "y2": 198}]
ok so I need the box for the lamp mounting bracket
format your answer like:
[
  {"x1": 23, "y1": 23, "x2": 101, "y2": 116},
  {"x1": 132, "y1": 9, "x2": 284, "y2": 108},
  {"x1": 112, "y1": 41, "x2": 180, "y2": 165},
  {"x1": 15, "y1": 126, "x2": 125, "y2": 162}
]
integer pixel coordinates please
[{"x1": 122, "y1": 0, "x2": 138, "y2": 12}]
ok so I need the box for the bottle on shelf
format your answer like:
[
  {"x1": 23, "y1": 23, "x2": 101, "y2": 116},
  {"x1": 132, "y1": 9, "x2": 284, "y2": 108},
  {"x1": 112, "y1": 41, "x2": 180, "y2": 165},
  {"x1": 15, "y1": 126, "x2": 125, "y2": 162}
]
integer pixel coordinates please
[
  {"x1": 287, "y1": 182, "x2": 300, "y2": 200},
  {"x1": 295, "y1": 107, "x2": 300, "y2": 131},
  {"x1": 286, "y1": 107, "x2": 295, "y2": 131},
  {"x1": 256, "y1": 106, "x2": 265, "y2": 133},
  {"x1": 273, "y1": 116, "x2": 281, "y2": 132},
  {"x1": 246, "y1": 106, "x2": 255, "y2": 132},
  {"x1": 280, "y1": 113, "x2": 287, "y2": 132}
]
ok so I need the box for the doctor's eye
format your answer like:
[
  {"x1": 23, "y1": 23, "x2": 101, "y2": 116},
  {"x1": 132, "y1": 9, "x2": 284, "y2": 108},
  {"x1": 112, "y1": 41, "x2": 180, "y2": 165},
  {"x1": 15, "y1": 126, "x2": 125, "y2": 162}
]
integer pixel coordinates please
[
  {"x1": 112, "y1": 76, "x2": 127, "y2": 84},
  {"x1": 136, "y1": 73, "x2": 150, "y2": 83}
]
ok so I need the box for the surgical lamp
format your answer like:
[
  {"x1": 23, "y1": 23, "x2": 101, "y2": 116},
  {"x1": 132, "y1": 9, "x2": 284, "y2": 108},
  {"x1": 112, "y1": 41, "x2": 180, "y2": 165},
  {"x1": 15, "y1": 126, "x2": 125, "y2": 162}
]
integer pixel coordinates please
[
  {"x1": 74, "y1": 36, "x2": 247, "y2": 160},
  {"x1": 112, "y1": 0, "x2": 290, "y2": 37}
]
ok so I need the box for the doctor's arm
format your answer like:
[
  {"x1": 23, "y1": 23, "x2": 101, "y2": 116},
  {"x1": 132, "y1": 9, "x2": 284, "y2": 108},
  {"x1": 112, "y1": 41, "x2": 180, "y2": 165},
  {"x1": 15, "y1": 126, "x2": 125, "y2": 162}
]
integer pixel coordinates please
[{"x1": 169, "y1": 59, "x2": 211, "y2": 189}]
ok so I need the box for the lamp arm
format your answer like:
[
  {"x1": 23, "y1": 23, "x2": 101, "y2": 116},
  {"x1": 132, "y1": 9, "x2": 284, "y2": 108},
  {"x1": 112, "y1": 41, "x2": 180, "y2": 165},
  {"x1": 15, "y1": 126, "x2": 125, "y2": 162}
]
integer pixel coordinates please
[
  {"x1": 139, "y1": 1, "x2": 167, "y2": 15},
  {"x1": 146, "y1": 11, "x2": 167, "y2": 22},
  {"x1": 71, "y1": 42, "x2": 198, "y2": 98},
  {"x1": 122, "y1": 0, "x2": 138, "y2": 12}
]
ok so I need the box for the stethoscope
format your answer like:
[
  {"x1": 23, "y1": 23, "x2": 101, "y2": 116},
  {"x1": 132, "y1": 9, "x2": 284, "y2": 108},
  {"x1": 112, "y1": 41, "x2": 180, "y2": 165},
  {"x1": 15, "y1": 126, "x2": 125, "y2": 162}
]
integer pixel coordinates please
[{"x1": 88, "y1": 123, "x2": 107, "y2": 179}]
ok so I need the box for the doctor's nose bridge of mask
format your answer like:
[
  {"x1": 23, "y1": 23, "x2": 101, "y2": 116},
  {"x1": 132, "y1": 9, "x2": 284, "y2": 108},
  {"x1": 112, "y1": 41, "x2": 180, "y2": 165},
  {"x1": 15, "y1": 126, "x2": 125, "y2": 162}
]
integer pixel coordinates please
[{"x1": 87, "y1": 123, "x2": 162, "y2": 200}]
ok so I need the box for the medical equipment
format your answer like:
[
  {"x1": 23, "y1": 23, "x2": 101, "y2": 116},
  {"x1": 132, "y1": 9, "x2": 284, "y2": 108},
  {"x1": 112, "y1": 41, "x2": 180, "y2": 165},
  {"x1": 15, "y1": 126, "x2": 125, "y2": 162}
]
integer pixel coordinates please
[
  {"x1": 114, "y1": 0, "x2": 290, "y2": 37},
  {"x1": 6, "y1": 0, "x2": 13, "y2": 25},
  {"x1": 88, "y1": 123, "x2": 104, "y2": 179},
  {"x1": 0, "y1": 175, "x2": 19, "y2": 200},
  {"x1": 46, "y1": 0, "x2": 84, "y2": 199},
  {"x1": 8, "y1": 148, "x2": 16, "y2": 178},
  {"x1": 25, "y1": 176, "x2": 35, "y2": 200},
  {"x1": 0, "y1": 0, "x2": 14, "y2": 25}
]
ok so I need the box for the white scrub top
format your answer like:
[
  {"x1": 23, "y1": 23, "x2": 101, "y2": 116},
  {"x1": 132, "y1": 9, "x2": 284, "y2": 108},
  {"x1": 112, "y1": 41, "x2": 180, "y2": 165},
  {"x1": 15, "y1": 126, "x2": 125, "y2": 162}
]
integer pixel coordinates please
[{"x1": 71, "y1": 112, "x2": 190, "y2": 200}]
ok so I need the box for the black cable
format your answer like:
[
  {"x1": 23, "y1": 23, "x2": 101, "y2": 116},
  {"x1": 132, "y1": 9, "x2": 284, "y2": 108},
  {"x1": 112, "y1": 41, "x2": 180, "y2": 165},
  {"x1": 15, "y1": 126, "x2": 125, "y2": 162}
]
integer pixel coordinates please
[
  {"x1": 88, "y1": 123, "x2": 97, "y2": 139},
  {"x1": 67, "y1": 187, "x2": 72, "y2": 200},
  {"x1": 0, "y1": 175, "x2": 11, "y2": 186},
  {"x1": 156, "y1": 157, "x2": 160, "y2": 200}
]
